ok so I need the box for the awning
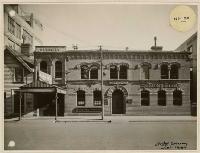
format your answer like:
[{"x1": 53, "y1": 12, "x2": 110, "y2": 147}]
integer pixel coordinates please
[{"x1": 19, "y1": 80, "x2": 66, "y2": 94}]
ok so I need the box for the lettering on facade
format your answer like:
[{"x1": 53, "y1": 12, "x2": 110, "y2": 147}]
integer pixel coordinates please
[
  {"x1": 72, "y1": 107, "x2": 102, "y2": 113},
  {"x1": 36, "y1": 47, "x2": 65, "y2": 52},
  {"x1": 141, "y1": 82, "x2": 179, "y2": 89}
]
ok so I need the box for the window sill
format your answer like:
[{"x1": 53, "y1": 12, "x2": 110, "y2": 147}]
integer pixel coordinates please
[{"x1": 12, "y1": 81, "x2": 24, "y2": 84}]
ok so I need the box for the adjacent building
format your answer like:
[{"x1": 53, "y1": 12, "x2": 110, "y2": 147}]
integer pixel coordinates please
[
  {"x1": 4, "y1": 4, "x2": 43, "y2": 117},
  {"x1": 176, "y1": 32, "x2": 197, "y2": 116}
]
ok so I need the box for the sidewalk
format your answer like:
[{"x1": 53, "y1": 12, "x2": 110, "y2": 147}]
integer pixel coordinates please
[{"x1": 4, "y1": 115, "x2": 197, "y2": 122}]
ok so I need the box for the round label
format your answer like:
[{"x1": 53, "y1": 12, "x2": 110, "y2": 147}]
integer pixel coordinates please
[{"x1": 170, "y1": 5, "x2": 196, "y2": 32}]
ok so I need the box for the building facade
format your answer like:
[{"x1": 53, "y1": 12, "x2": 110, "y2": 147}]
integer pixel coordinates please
[
  {"x1": 4, "y1": 4, "x2": 43, "y2": 117},
  {"x1": 176, "y1": 32, "x2": 197, "y2": 116},
  {"x1": 32, "y1": 46, "x2": 191, "y2": 116}
]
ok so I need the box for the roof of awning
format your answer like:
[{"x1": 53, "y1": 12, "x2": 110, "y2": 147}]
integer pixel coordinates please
[{"x1": 19, "y1": 80, "x2": 66, "y2": 94}]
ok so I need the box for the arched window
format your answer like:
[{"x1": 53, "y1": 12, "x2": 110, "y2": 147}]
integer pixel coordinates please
[
  {"x1": 40, "y1": 61, "x2": 48, "y2": 73},
  {"x1": 119, "y1": 65, "x2": 128, "y2": 79},
  {"x1": 55, "y1": 61, "x2": 62, "y2": 78},
  {"x1": 81, "y1": 65, "x2": 89, "y2": 79},
  {"x1": 173, "y1": 90, "x2": 182, "y2": 105},
  {"x1": 170, "y1": 64, "x2": 179, "y2": 79},
  {"x1": 77, "y1": 90, "x2": 85, "y2": 106},
  {"x1": 110, "y1": 65, "x2": 118, "y2": 79},
  {"x1": 161, "y1": 64, "x2": 169, "y2": 79},
  {"x1": 141, "y1": 90, "x2": 150, "y2": 106},
  {"x1": 90, "y1": 66, "x2": 98, "y2": 79},
  {"x1": 141, "y1": 65, "x2": 150, "y2": 79},
  {"x1": 158, "y1": 90, "x2": 166, "y2": 106},
  {"x1": 93, "y1": 90, "x2": 102, "y2": 106}
]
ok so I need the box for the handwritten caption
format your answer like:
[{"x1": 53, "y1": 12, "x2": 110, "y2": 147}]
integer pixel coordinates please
[{"x1": 155, "y1": 141, "x2": 187, "y2": 150}]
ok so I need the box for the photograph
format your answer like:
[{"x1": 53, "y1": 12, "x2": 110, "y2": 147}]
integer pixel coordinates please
[{"x1": 3, "y1": 2, "x2": 198, "y2": 150}]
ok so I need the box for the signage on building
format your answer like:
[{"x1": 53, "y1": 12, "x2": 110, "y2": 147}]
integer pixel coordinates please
[
  {"x1": 36, "y1": 46, "x2": 66, "y2": 52},
  {"x1": 72, "y1": 107, "x2": 102, "y2": 113},
  {"x1": 141, "y1": 82, "x2": 179, "y2": 89}
]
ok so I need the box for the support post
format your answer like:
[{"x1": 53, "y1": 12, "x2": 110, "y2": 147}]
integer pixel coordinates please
[
  {"x1": 19, "y1": 92, "x2": 22, "y2": 121},
  {"x1": 55, "y1": 91, "x2": 58, "y2": 121},
  {"x1": 100, "y1": 45, "x2": 104, "y2": 120}
]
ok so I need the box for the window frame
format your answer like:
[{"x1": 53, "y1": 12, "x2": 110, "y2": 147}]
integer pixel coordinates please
[
  {"x1": 141, "y1": 90, "x2": 150, "y2": 106},
  {"x1": 173, "y1": 90, "x2": 182, "y2": 106},
  {"x1": 158, "y1": 90, "x2": 166, "y2": 106},
  {"x1": 55, "y1": 61, "x2": 62, "y2": 78},
  {"x1": 13, "y1": 67, "x2": 24, "y2": 83},
  {"x1": 110, "y1": 65, "x2": 118, "y2": 79},
  {"x1": 77, "y1": 90, "x2": 86, "y2": 106},
  {"x1": 119, "y1": 65, "x2": 128, "y2": 80},
  {"x1": 81, "y1": 65, "x2": 89, "y2": 79},
  {"x1": 40, "y1": 61, "x2": 48, "y2": 73},
  {"x1": 90, "y1": 66, "x2": 98, "y2": 80},
  {"x1": 161, "y1": 64, "x2": 169, "y2": 79},
  {"x1": 93, "y1": 90, "x2": 102, "y2": 106},
  {"x1": 170, "y1": 64, "x2": 179, "y2": 79}
]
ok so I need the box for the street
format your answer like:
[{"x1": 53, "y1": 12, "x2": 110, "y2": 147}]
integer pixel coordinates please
[{"x1": 4, "y1": 118, "x2": 197, "y2": 150}]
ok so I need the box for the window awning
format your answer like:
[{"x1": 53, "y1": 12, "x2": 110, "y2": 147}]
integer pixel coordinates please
[{"x1": 19, "y1": 80, "x2": 66, "y2": 94}]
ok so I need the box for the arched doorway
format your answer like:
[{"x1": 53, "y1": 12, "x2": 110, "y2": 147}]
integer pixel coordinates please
[{"x1": 112, "y1": 89, "x2": 125, "y2": 114}]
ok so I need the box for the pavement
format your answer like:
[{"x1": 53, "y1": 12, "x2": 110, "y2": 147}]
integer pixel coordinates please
[{"x1": 4, "y1": 115, "x2": 197, "y2": 122}]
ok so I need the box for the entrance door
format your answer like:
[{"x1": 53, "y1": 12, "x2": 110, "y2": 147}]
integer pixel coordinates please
[{"x1": 112, "y1": 89, "x2": 125, "y2": 114}]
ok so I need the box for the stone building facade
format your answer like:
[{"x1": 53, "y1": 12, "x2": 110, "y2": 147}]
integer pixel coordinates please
[{"x1": 33, "y1": 46, "x2": 191, "y2": 116}]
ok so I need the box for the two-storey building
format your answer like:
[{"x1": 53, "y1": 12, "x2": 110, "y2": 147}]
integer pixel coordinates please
[{"x1": 31, "y1": 45, "x2": 191, "y2": 116}]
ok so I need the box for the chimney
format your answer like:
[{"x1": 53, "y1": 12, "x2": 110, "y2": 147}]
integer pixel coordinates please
[
  {"x1": 151, "y1": 36, "x2": 163, "y2": 51},
  {"x1": 21, "y1": 43, "x2": 32, "y2": 57}
]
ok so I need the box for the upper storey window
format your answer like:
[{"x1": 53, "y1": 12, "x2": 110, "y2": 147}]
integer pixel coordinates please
[
  {"x1": 161, "y1": 63, "x2": 180, "y2": 79},
  {"x1": 119, "y1": 65, "x2": 128, "y2": 79},
  {"x1": 40, "y1": 61, "x2": 47, "y2": 73},
  {"x1": 110, "y1": 65, "x2": 118, "y2": 79},
  {"x1": 141, "y1": 63, "x2": 151, "y2": 79},
  {"x1": 90, "y1": 66, "x2": 98, "y2": 79},
  {"x1": 55, "y1": 61, "x2": 62, "y2": 78},
  {"x1": 8, "y1": 16, "x2": 21, "y2": 39},
  {"x1": 81, "y1": 65, "x2": 89, "y2": 79},
  {"x1": 8, "y1": 16, "x2": 15, "y2": 35},
  {"x1": 170, "y1": 64, "x2": 179, "y2": 79},
  {"x1": 161, "y1": 64, "x2": 169, "y2": 79}
]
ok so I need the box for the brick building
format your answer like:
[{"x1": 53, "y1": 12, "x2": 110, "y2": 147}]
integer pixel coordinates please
[{"x1": 30, "y1": 44, "x2": 192, "y2": 116}]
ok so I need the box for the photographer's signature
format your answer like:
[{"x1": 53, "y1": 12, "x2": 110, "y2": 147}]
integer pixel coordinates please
[{"x1": 155, "y1": 141, "x2": 187, "y2": 149}]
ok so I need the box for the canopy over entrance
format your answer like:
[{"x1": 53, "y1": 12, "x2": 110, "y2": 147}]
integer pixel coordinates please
[{"x1": 19, "y1": 80, "x2": 66, "y2": 94}]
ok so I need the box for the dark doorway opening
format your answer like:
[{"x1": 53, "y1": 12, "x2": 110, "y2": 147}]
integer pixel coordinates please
[
  {"x1": 112, "y1": 89, "x2": 125, "y2": 114},
  {"x1": 34, "y1": 93, "x2": 64, "y2": 116}
]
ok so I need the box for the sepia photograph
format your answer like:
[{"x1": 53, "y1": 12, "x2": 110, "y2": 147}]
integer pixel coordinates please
[{"x1": 2, "y1": 2, "x2": 198, "y2": 151}]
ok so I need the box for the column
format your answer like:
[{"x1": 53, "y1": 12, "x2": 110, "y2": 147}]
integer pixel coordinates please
[
  {"x1": 168, "y1": 65, "x2": 171, "y2": 79},
  {"x1": 62, "y1": 58, "x2": 66, "y2": 84}
]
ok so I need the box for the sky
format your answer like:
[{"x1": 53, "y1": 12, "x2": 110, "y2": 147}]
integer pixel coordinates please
[{"x1": 21, "y1": 4, "x2": 197, "y2": 50}]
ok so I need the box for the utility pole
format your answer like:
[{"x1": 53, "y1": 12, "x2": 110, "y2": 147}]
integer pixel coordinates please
[{"x1": 99, "y1": 45, "x2": 104, "y2": 120}]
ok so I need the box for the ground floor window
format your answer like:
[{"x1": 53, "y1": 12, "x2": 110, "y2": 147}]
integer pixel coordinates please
[
  {"x1": 173, "y1": 90, "x2": 182, "y2": 105},
  {"x1": 158, "y1": 90, "x2": 166, "y2": 106},
  {"x1": 93, "y1": 90, "x2": 102, "y2": 106},
  {"x1": 77, "y1": 90, "x2": 85, "y2": 106},
  {"x1": 141, "y1": 90, "x2": 150, "y2": 106}
]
